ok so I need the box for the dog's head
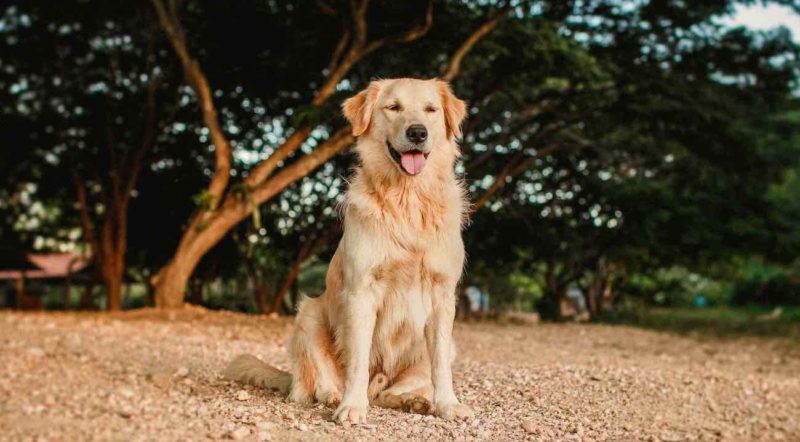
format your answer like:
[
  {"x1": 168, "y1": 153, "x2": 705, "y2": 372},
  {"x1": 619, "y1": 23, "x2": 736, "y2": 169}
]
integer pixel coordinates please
[{"x1": 342, "y1": 78, "x2": 467, "y2": 176}]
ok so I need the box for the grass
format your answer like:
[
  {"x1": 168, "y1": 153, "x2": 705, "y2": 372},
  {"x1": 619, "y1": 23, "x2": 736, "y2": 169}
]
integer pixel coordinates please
[{"x1": 600, "y1": 305, "x2": 800, "y2": 340}]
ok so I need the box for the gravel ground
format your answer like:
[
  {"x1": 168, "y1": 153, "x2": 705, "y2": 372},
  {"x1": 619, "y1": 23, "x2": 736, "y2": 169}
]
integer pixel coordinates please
[{"x1": 1, "y1": 307, "x2": 799, "y2": 441}]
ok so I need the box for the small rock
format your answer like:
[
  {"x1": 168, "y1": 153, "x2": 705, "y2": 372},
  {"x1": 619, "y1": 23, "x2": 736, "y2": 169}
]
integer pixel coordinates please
[
  {"x1": 472, "y1": 428, "x2": 487, "y2": 438},
  {"x1": 236, "y1": 390, "x2": 250, "y2": 401},
  {"x1": 148, "y1": 372, "x2": 172, "y2": 389},
  {"x1": 255, "y1": 421, "x2": 275, "y2": 431},
  {"x1": 296, "y1": 423, "x2": 309, "y2": 431},
  {"x1": 118, "y1": 387, "x2": 135, "y2": 399},
  {"x1": 175, "y1": 367, "x2": 190, "y2": 377},
  {"x1": 257, "y1": 431, "x2": 271, "y2": 441},
  {"x1": 521, "y1": 419, "x2": 538, "y2": 434},
  {"x1": 27, "y1": 347, "x2": 46, "y2": 358},
  {"x1": 229, "y1": 426, "x2": 250, "y2": 440}
]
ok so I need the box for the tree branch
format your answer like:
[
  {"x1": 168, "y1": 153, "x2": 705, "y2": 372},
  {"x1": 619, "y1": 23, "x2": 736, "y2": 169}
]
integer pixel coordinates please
[
  {"x1": 472, "y1": 143, "x2": 564, "y2": 211},
  {"x1": 251, "y1": 127, "x2": 354, "y2": 205},
  {"x1": 150, "y1": 0, "x2": 232, "y2": 209},
  {"x1": 72, "y1": 168, "x2": 99, "y2": 260},
  {"x1": 246, "y1": 0, "x2": 434, "y2": 188},
  {"x1": 325, "y1": 25, "x2": 351, "y2": 76},
  {"x1": 441, "y1": 6, "x2": 510, "y2": 82},
  {"x1": 124, "y1": 30, "x2": 162, "y2": 199},
  {"x1": 360, "y1": 0, "x2": 434, "y2": 55}
]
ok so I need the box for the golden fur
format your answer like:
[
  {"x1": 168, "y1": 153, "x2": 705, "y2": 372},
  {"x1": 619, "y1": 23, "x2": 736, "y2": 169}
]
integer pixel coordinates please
[{"x1": 225, "y1": 78, "x2": 473, "y2": 424}]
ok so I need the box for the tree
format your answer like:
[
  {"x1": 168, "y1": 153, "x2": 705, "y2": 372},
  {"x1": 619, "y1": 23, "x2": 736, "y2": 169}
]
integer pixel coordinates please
[
  {"x1": 0, "y1": 2, "x2": 186, "y2": 309},
  {"x1": 148, "y1": 0, "x2": 508, "y2": 307},
  {"x1": 459, "y1": 0, "x2": 800, "y2": 319}
]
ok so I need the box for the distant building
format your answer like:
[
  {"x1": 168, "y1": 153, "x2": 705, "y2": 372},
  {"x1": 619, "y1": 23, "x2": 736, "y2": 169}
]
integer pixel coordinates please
[{"x1": 0, "y1": 252, "x2": 91, "y2": 309}]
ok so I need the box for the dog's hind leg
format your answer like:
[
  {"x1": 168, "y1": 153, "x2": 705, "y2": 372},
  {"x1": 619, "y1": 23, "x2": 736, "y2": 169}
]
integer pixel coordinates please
[
  {"x1": 373, "y1": 359, "x2": 433, "y2": 415},
  {"x1": 288, "y1": 299, "x2": 344, "y2": 407}
]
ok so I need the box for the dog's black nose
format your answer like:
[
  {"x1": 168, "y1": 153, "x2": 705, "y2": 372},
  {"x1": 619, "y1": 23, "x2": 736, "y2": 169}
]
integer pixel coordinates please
[{"x1": 406, "y1": 124, "x2": 428, "y2": 144}]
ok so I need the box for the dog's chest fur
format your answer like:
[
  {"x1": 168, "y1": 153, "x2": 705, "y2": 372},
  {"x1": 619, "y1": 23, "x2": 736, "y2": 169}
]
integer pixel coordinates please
[{"x1": 342, "y1": 172, "x2": 466, "y2": 378}]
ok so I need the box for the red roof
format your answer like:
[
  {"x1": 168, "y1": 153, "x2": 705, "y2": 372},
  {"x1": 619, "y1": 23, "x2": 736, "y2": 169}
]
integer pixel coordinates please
[{"x1": 0, "y1": 253, "x2": 90, "y2": 280}]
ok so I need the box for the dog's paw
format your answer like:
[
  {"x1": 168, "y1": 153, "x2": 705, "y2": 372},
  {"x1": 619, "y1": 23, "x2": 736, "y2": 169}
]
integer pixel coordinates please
[
  {"x1": 316, "y1": 388, "x2": 342, "y2": 409},
  {"x1": 332, "y1": 402, "x2": 368, "y2": 425},
  {"x1": 400, "y1": 393, "x2": 432, "y2": 415},
  {"x1": 434, "y1": 402, "x2": 474, "y2": 421},
  {"x1": 286, "y1": 387, "x2": 313, "y2": 405},
  {"x1": 375, "y1": 391, "x2": 431, "y2": 414}
]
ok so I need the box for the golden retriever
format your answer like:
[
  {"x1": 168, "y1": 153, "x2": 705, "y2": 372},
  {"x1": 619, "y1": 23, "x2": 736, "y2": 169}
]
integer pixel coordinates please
[{"x1": 225, "y1": 78, "x2": 472, "y2": 425}]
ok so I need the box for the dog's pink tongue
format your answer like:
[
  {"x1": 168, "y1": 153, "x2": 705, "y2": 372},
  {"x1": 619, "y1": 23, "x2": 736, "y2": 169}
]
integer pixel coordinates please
[{"x1": 400, "y1": 152, "x2": 426, "y2": 175}]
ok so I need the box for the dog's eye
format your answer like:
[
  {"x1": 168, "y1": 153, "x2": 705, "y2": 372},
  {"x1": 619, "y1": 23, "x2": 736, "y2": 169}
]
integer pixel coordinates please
[
  {"x1": 424, "y1": 106, "x2": 438, "y2": 113},
  {"x1": 386, "y1": 103, "x2": 402, "y2": 112}
]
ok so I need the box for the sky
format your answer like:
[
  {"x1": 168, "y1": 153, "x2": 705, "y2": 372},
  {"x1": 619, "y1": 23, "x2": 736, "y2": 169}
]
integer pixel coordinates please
[{"x1": 724, "y1": 3, "x2": 800, "y2": 41}]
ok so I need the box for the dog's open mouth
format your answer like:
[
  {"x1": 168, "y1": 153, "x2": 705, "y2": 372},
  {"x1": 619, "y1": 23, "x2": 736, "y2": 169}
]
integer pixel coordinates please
[{"x1": 388, "y1": 141, "x2": 430, "y2": 176}]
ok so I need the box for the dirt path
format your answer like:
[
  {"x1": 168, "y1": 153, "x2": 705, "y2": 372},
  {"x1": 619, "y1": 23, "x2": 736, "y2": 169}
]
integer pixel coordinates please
[{"x1": 1, "y1": 308, "x2": 798, "y2": 441}]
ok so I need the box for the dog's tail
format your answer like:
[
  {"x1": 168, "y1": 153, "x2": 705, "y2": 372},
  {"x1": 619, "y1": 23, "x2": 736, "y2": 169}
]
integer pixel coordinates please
[{"x1": 223, "y1": 354, "x2": 292, "y2": 394}]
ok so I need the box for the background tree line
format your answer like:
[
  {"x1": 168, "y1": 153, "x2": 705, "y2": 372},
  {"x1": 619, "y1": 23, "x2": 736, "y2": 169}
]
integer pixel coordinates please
[{"x1": 1, "y1": 0, "x2": 798, "y2": 320}]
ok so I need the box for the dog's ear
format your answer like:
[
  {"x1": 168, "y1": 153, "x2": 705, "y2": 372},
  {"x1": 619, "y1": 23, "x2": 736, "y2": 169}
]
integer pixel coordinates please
[
  {"x1": 342, "y1": 81, "x2": 382, "y2": 137},
  {"x1": 437, "y1": 80, "x2": 467, "y2": 140}
]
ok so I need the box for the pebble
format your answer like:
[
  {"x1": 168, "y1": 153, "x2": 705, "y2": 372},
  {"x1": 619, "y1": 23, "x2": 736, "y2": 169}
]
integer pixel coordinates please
[
  {"x1": 3, "y1": 309, "x2": 798, "y2": 442},
  {"x1": 148, "y1": 372, "x2": 172, "y2": 389},
  {"x1": 522, "y1": 419, "x2": 538, "y2": 434},
  {"x1": 118, "y1": 387, "x2": 135, "y2": 399},
  {"x1": 27, "y1": 347, "x2": 46, "y2": 358},
  {"x1": 229, "y1": 426, "x2": 250, "y2": 440},
  {"x1": 255, "y1": 421, "x2": 275, "y2": 431}
]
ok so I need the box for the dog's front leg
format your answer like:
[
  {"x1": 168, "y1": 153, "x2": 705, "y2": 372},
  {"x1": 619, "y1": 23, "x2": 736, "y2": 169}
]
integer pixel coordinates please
[
  {"x1": 332, "y1": 291, "x2": 376, "y2": 425},
  {"x1": 426, "y1": 286, "x2": 474, "y2": 421}
]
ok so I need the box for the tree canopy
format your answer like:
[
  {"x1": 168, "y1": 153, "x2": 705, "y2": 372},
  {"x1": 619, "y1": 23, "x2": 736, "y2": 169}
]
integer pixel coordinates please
[{"x1": 1, "y1": 0, "x2": 798, "y2": 316}]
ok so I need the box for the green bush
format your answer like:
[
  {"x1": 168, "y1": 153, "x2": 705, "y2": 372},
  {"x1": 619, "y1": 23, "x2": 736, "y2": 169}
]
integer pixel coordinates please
[
  {"x1": 730, "y1": 272, "x2": 800, "y2": 306},
  {"x1": 729, "y1": 259, "x2": 800, "y2": 307},
  {"x1": 623, "y1": 267, "x2": 727, "y2": 308}
]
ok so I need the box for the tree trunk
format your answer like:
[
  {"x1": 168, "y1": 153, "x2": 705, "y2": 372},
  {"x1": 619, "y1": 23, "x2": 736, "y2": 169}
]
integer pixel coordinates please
[
  {"x1": 271, "y1": 256, "x2": 304, "y2": 314},
  {"x1": 79, "y1": 282, "x2": 95, "y2": 310},
  {"x1": 14, "y1": 272, "x2": 25, "y2": 309},
  {"x1": 154, "y1": 207, "x2": 243, "y2": 308},
  {"x1": 600, "y1": 267, "x2": 619, "y2": 313},
  {"x1": 152, "y1": 135, "x2": 352, "y2": 308},
  {"x1": 100, "y1": 227, "x2": 126, "y2": 311},
  {"x1": 153, "y1": 257, "x2": 194, "y2": 309},
  {"x1": 105, "y1": 273, "x2": 122, "y2": 311},
  {"x1": 541, "y1": 263, "x2": 565, "y2": 321},
  {"x1": 585, "y1": 258, "x2": 616, "y2": 319},
  {"x1": 254, "y1": 284, "x2": 269, "y2": 314}
]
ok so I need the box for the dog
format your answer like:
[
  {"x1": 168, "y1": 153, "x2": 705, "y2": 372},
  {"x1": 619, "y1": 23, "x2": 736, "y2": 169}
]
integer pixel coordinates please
[{"x1": 225, "y1": 78, "x2": 472, "y2": 425}]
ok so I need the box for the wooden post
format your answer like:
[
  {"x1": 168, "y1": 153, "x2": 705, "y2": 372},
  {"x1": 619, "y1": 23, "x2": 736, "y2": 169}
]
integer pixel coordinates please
[{"x1": 15, "y1": 271, "x2": 26, "y2": 309}]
